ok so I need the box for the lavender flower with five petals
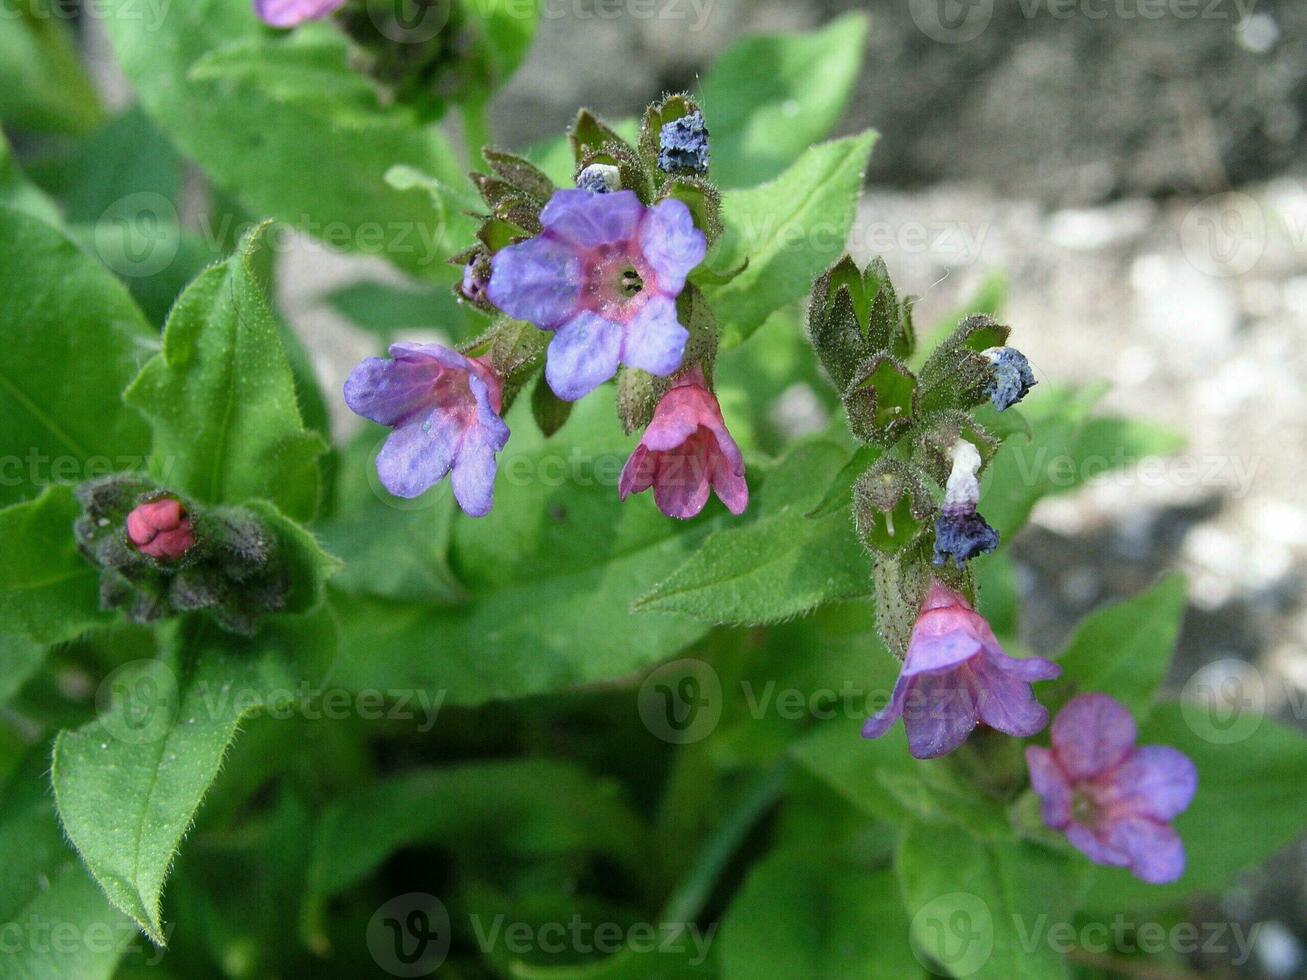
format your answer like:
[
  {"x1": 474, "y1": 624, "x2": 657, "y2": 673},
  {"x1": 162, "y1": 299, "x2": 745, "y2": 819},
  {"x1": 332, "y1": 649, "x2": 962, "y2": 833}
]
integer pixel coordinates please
[
  {"x1": 862, "y1": 581, "x2": 1061, "y2": 758},
  {"x1": 1026, "y1": 694, "x2": 1196, "y2": 884},
  {"x1": 254, "y1": 0, "x2": 347, "y2": 27},
  {"x1": 487, "y1": 190, "x2": 706, "y2": 402},
  {"x1": 343, "y1": 343, "x2": 509, "y2": 517}
]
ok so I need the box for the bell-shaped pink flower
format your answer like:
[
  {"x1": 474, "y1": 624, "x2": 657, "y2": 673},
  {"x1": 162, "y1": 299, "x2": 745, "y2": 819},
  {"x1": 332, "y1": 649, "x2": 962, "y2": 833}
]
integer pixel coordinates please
[
  {"x1": 254, "y1": 0, "x2": 347, "y2": 27},
  {"x1": 618, "y1": 369, "x2": 747, "y2": 520},
  {"x1": 862, "y1": 581, "x2": 1060, "y2": 758},
  {"x1": 1026, "y1": 694, "x2": 1196, "y2": 884}
]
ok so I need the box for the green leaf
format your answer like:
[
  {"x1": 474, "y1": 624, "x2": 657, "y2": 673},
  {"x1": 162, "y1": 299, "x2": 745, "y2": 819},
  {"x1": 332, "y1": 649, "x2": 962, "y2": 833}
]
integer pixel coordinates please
[
  {"x1": 1084, "y1": 701, "x2": 1307, "y2": 911},
  {"x1": 702, "y1": 13, "x2": 869, "y2": 188},
  {"x1": 324, "y1": 279, "x2": 485, "y2": 342},
  {"x1": 719, "y1": 851, "x2": 922, "y2": 979},
  {"x1": 52, "y1": 608, "x2": 336, "y2": 944},
  {"x1": 0, "y1": 2, "x2": 103, "y2": 135},
  {"x1": 0, "y1": 131, "x2": 62, "y2": 224},
  {"x1": 1049, "y1": 573, "x2": 1187, "y2": 720},
  {"x1": 1, "y1": 752, "x2": 134, "y2": 979},
  {"x1": 707, "y1": 134, "x2": 875, "y2": 349},
  {"x1": 791, "y1": 720, "x2": 1012, "y2": 840},
  {"x1": 125, "y1": 226, "x2": 327, "y2": 523},
  {"x1": 101, "y1": 6, "x2": 474, "y2": 279},
  {"x1": 329, "y1": 390, "x2": 718, "y2": 706},
  {"x1": 0, "y1": 634, "x2": 46, "y2": 707},
  {"x1": 0, "y1": 206, "x2": 156, "y2": 509},
  {"x1": 301, "y1": 759, "x2": 644, "y2": 947},
  {"x1": 636, "y1": 439, "x2": 872, "y2": 625},
  {"x1": 317, "y1": 432, "x2": 465, "y2": 604},
  {"x1": 897, "y1": 823, "x2": 1087, "y2": 980},
  {"x1": 0, "y1": 485, "x2": 112, "y2": 644}
]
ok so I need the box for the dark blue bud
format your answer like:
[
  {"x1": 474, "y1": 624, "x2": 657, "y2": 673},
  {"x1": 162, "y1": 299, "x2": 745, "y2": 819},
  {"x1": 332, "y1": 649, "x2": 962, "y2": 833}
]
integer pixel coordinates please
[
  {"x1": 576, "y1": 163, "x2": 619, "y2": 194},
  {"x1": 932, "y1": 509, "x2": 1000, "y2": 568},
  {"x1": 985, "y1": 347, "x2": 1036, "y2": 411},
  {"x1": 657, "y1": 112, "x2": 710, "y2": 175}
]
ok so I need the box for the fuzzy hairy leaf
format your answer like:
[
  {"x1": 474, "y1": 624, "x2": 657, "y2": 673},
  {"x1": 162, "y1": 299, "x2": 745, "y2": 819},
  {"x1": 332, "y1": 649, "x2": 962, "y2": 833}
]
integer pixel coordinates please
[
  {"x1": 52, "y1": 608, "x2": 336, "y2": 944},
  {"x1": 636, "y1": 439, "x2": 872, "y2": 625},
  {"x1": 708, "y1": 134, "x2": 876, "y2": 349},
  {"x1": 125, "y1": 227, "x2": 327, "y2": 523},
  {"x1": 702, "y1": 13, "x2": 869, "y2": 188}
]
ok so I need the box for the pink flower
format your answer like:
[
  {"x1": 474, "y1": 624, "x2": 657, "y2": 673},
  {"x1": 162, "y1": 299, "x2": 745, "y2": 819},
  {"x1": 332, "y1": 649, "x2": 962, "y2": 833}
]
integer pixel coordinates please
[
  {"x1": 618, "y1": 369, "x2": 747, "y2": 520},
  {"x1": 126, "y1": 498, "x2": 195, "y2": 562},
  {"x1": 1027, "y1": 694, "x2": 1196, "y2": 884},
  {"x1": 254, "y1": 0, "x2": 347, "y2": 27},
  {"x1": 862, "y1": 581, "x2": 1060, "y2": 758}
]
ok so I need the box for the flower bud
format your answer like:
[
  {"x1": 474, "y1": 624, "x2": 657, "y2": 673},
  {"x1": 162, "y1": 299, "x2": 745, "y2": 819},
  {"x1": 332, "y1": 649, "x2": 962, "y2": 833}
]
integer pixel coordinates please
[
  {"x1": 657, "y1": 110, "x2": 710, "y2": 175},
  {"x1": 983, "y1": 346, "x2": 1037, "y2": 411},
  {"x1": 932, "y1": 439, "x2": 999, "y2": 568},
  {"x1": 126, "y1": 498, "x2": 195, "y2": 562},
  {"x1": 577, "y1": 163, "x2": 620, "y2": 194}
]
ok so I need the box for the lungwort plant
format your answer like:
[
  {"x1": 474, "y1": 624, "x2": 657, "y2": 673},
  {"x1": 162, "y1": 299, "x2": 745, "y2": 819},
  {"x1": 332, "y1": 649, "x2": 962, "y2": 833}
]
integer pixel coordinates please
[{"x1": 0, "y1": 3, "x2": 1303, "y2": 978}]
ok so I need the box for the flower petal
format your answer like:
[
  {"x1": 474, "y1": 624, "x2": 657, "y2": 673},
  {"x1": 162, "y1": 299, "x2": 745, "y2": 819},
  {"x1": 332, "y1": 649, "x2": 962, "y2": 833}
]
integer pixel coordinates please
[
  {"x1": 618, "y1": 445, "x2": 656, "y2": 499},
  {"x1": 972, "y1": 655, "x2": 1051, "y2": 738},
  {"x1": 1026, "y1": 747, "x2": 1072, "y2": 828},
  {"x1": 450, "y1": 438, "x2": 499, "y2": 518},
  {"x1": 545, "y1": 313, "x2": 623, "y2": 401},
  {"x1": 621, "y1": 294, "x2": 688, "y2": 377},
  {"x1": 902, "y1": 609, "x2": 987, "y2": 677},
  {"x1": 651, "y1": 439, "x2": 713, "y2": 519},
  {"x1": 1108, "y1": 816, "x2": 1186, "y2": 884},
  {"x1": 902, "y1": 669, "x2": 978, "y2": 759},
  {"x1": 709, "y1": 441, "x2": 749, "y2": 515},
  {"x1": 343, "y1": 348, "x2": 447, "y2": 427},
  {"x1": 639, "y1": 198, "x2": 706, "y2": 294},
  {"x1": 1051, "y1": 694, "x2": 1137, "y2": 780},
  {"x1": 488, "y1": 236, "x2": 583, "y2": 329},
  {"x1": 862, "y1": 673, "x2": 909, "y2": 740},
  {"x1": 1065, "y1": 823, "x2": 1131, "y2": 869},
  {"x1": 374, "y1": 412, "x2": 461, "y2": 499},
  {"x1": 1113, "y1": 745, "x2": 1197, "y2": 821},
  {"x1": 540, "y1": 189, "x2": 645, "y2": 248},
  {"x1": 254, "y1": 0, "x2": 347, "y2": 27}
]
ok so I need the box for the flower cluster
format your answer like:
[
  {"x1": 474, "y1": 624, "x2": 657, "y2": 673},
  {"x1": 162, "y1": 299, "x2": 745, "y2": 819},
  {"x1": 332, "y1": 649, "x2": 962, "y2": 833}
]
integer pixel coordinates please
[
  {"x1": 807, "y1": 257, "x2": 1194, "y2": 884},
  {"x1": 344, "y1": 98, "x2": 747, "y2": 521}
]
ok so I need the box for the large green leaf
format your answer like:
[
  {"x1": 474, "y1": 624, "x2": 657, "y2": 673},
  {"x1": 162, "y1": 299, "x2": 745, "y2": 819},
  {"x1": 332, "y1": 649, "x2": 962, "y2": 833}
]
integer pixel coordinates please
[
  {"x1": 1084, "y1": 701, "x2": 1307, "y2": 911},
  {"x1": 0, "y1": 132, "x2": 61, "y2": 224},
  {"x1": 101, "y1": 5, "x2": 474, "y2": 279},
  {"x1": 0, "y1": 1, "x2": 103, "y2": 135},
  {"x1": 124, "y1": 227, "x2": 327, "y2": 523},
  {"x1": 706, "y1": 133, "x2": 875, "y2": 349},
  {"x1": 51, "y1": 609, "x2": 336, "y2": 944},
  {"x1": 0, "y1": 206, "x2": 155, "y2": 509},
  {"x1": 701, "y1": 14, "x2": 868, "y2": 188},
  {"x1": 1049, "y1": 573, "x2": 1187, "y2": 720},
  {"x1": 719, "y1": 851, "x2": 922, "y2": 979},
  {"x1": 329, "y1": 389, "x2": 721, "y2": 705},
  {"x1": 0, "y1": 634, "x2": 46, "y2": 707},
  {"x1": 1, "y1": 752, "x2": 134, "y2": 979},
  {"x1": 635, "y1": 438, "x2": 872, "y2": 625},
  {"x1": 0, "y1": 485, "x2": 112, "y2": 644},
  {"x1": 897, "y1": 823, "x2": 1087, "y2": 980}
]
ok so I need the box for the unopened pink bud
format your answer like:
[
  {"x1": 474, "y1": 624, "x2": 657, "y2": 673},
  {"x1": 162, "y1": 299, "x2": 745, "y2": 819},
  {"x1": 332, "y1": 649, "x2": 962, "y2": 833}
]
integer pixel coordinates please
[{"x1": 125, "y1": 498, "x2": 195, "y2": 561}]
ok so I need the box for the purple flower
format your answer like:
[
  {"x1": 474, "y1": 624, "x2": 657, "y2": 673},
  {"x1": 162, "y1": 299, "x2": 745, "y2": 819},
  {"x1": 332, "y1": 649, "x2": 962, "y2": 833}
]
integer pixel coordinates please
[
  {"x1": 343, "y1": 343, "x2": 509, "y2": 517},
  {"x1": 618, "y1": 368, "x2": 747, "y2": 519},
  {"x1": 862, "y1": 581, "x2": 1060, "y2": 759},
  {"x1": 487, "y1": 190, "x2": 706, "y2": 402},
  {"x1": 1026, "y1": 694, "x2": 1196, "y2": 884},
  {"x1": 254, "y1": 0, "x2": 347, "y2": 27}
]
